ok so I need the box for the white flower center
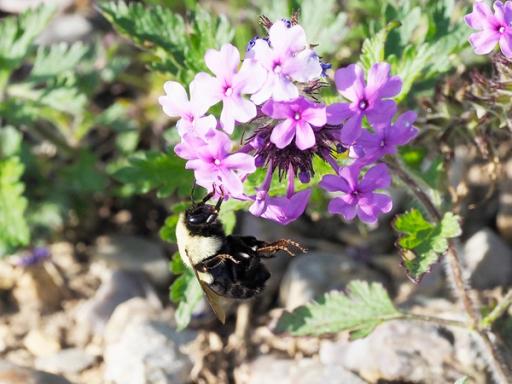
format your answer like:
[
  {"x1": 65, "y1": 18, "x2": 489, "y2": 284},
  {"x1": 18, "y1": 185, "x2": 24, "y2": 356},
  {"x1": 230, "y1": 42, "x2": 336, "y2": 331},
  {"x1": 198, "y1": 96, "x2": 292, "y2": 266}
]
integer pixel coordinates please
[
  {"x1": 214, "y1": 159, "x2": 221, "y2": 166},
  {"x1": 293, "y1": 112, "x2": 301, "y2": 121},
  {"x1": 224, "y1": 87, "x2": 233, "y2": 97},
  {"x1": 499, "y1": 26, "x2": 506, "y2": 33},
  {"x1": 273, "y1": 64, "x2": 282, "y2": 74},
  {"x1": 358, "y1": 100, "x2": 368, "y2": 110},
  {"x1": 380, "y1": 139, "x2": 386, "y2": 148}
]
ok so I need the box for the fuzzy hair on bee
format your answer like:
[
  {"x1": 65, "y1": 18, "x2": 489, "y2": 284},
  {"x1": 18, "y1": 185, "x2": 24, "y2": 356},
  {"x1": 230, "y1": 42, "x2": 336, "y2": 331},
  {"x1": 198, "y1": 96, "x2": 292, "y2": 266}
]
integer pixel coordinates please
[{"x1": 175, "y1": 191, "x2": 305, "y2": 323}]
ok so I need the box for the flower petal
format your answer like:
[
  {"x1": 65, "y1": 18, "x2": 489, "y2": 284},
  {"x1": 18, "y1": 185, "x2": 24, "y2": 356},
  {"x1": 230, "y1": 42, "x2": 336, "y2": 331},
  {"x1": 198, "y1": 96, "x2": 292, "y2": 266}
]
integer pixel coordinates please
[
  {"x1": 334, "y1": 64, "x2": 365, "y2": 102},
  {"x1": 159, "y1": 81, "x2": 190, "y2": 117},
  {"x1": 223, "y1": 152, "x2": 256, "y2": 175},
  {"x1": 261, "y1": 99, "x2": 292, "y2": 119},
  {"x1": 204, "y1": 43, "x2": 240, "y2": 79},
  {"x1": 236, "y1": 59, "x2": 267, "y2": 94},
  {"x1": 465, "y1": 1, "x2": 495, "y2": 29},
  {"x1": 340, "y1": 113, "x2": 363, "y2": 146},
  {"x1": 268, "y1": 20, "x2": 307, "y2": 55},
  {"x1": 320, "y1": 174, "x2": 351, "y2": 193},
  {"x1": 326, "y1": 102, "x2": 353, "y2": 125},
  {"x1": 219, "y1": 168, "x2": 244, "y2": 197},
  {"x1": 295, "y1": 121, "x2": 315, "y2": 150},
  {"x1": 272, "y1": 75, "x2": 299, "y2": 101},
  {"x1": 270, "y1": 119, "x2": 296, "y2": 148},
  {"x1": 285, "y1": 49, "x2": 322, "y2": 82},
  {"x1": 499, "y1": 34, "x2": 512, "y2": 57},
  {"x1": 302, "y1": 103, "x2": 326, "y2": 127},
  {"x1": 359, "y1": 163, "x2": 391, "y2": 192},
  {"x1": 366, "y1": 99, "x2": 397, "y2": 127},
  {"x1": 366, "y1": 63, "x2": 402, "y2": 99},
  {"x1": 328, "y1": 198, "x2": 357, "y2": 220},
  {"x1": 191, "y1": 72, "x2": 223, "y2": 109},
  {"x1": 469, "y1": 30, "x2": 500, "y2": 55}
]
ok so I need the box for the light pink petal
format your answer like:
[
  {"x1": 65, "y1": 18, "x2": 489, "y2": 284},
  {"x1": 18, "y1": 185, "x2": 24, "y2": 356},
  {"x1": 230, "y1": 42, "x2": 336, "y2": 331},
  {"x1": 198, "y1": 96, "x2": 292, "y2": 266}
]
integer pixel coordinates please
[
  {"x1": 249, "y1": 197, "x2": 267, "y2": 216},
  {"x1": 465, "y1": 2, "x2": 495, "y2": 29},
  {"x1": 499, "y1": 34, "x2": 512, "y2": 57},
  {"x1": 272, "y1": 75, "x2": 299, "y2": 101},
  {"x1": 223, "y1": 153, "x2": 256, "y2": 174},
  {"x1": 229, "y1": 96, "x2": 257, "y2": 124},
  {"x1": 338, "y1": 165, "x2": 360, "y2": 191},
  {"x1": 373, "y1": 193, "x2": 393, "y2": 213},
  {"x1": 340, "y1": 113, "x2": 363, "y2": 146},
  {"x1": 285, "y1": 49, "x2": 322, "y2": 82},
  {"x1": 320, "y1": 174, "x2": 351, "y2": 193},
  {"x1": 328, "y1": 198, "x2": 357, "y2": 220},
  {"x1": 220, "y1": 103, "x2": 236, "y2": 134},
  {"x1": 219, "y1": 169, "x2": 244, "y2": 197},
  {"x1": 236, "y1": 59, "x2": 267, "y2": 94},
  {"x1": 302, "y1": 104, "x2": 326, "y2": 127},
  {"x1": 193, "y1": 115, "x2": 217, "y2": 137},
  {"x1": 270, "y1": 119, "x2": 296, "y2": 149},
  {"x1": 248, "y1": 39, "x2": 274, "y2": 70},
  {"x1": 469, "y1": 30, "x2": 500, "y2": 55},
  {"x1": 388, "y1": 111, "x2": 418, "y2": 146},
  {"x1": 295, "y1": 121, "x2": 315, "y2": 150},
  {"x1": 250, "y1": 76, "x2": 275, "y2": 105},
  {"x1": 261, "y1": 100, "x2": 292, "y2": 119},
  {"x1": 334, "y1": 64, "x2": 365, "y2": 102},
  {"x1": 359, "y1": 164, "x2": 391, "y2": 192},
  {"x1": 261, "y1": 189, "x2": 311, "y2": 225},
  {"x1": 495, "y1": 1, "x2": 507, "y2": 24},
  {"x1": 326, "y1": 103, "x2": 353, "y2": 125},
  {"x1": 204, "y1": 43, "x2": 240, "y2": 80},
  {"x1": 268, "y1": 20, "x2": 307, "y2": 55},
  {"x1": 159, "y1": 81, "x2": 190, "y2": 117},
  {"x1": 191, "y1": 72, "x2": 223, "y2": 109},
  {"x1": 505, "y1": 1, "x2": 512, "y2": 24}
]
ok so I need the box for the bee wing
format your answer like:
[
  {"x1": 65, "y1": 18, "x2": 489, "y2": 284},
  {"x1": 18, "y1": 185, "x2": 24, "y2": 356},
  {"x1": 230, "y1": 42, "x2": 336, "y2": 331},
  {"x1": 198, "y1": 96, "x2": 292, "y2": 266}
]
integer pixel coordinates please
[{"x1": 197, "y1": 278, "x2": 226, "y2": 324}]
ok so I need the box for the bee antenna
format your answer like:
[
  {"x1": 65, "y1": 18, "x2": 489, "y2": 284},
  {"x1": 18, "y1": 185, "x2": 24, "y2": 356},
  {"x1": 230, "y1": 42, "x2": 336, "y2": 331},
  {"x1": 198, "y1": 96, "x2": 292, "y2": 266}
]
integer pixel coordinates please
[
  {"x1": 215, "y1": 196, "x2": 223, "y2": 212},
  {"x1": 190, "y1": 182, "x2": 197, "y2": 206}
]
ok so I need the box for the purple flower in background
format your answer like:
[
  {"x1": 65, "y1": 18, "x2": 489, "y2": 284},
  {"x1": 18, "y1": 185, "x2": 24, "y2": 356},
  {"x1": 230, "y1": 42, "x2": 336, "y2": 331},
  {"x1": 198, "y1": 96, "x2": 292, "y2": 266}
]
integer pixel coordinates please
[
  {"x1": 353, "y1": 109, "x2": 418, "y2": 162},
  {"x1": 192, "y1": 43, "x2": 266, "y2": 134},
  {"x1": 158, "y1": 81, "x2": 216, "y2": 136},
  {"x1": 262, "y1": 96, "x2": 326, "y2": 150},
  {"x1": 320, "y1": 163, "x2": 393, "y2": 224},
  {"x1": 248, "y1": 20, "x2": 322, "y2": 104},
  {"x1": 465, "y1": 1, "x2": 512, "y2": 57},
  {"x1": 185, "y1": 129, "x2": 256, "y2": 197},
  {"x1": 16, "y1": 247, "x2": 51, "y2": 267},
  {"x1": 326, "y1": 63, "x2": 402, "y2": 147}
]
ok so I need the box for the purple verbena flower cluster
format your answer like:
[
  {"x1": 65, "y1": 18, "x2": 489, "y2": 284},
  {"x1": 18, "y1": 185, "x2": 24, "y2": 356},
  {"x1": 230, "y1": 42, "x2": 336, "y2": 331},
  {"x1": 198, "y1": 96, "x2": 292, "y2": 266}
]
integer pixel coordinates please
[
  {"x1": 465, "y1": 1, "x2": 512, "y2": 58},
  {"x1": 159, "y1": 18, "x2": 418, "y2": 225}
]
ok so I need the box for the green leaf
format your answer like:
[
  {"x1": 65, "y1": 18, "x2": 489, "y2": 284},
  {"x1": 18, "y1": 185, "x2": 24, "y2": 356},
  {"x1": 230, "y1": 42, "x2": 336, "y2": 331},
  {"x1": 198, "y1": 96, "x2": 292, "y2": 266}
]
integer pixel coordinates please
[
  {"x1": 0, "y1": 5, "x2": 55, "y2": 73},
  {"x1": 0, "y1": 126, "x2": 22, "y2": 158},
  {"x1": 359, "y1": 21, "x2": 401, "y2": 71},
  {"x1": 454, "y1": 377, "x2": 469, "y2": 384},
  {"x1": 0, "y1": 157, "x2": 30, "y2": 256},
  {"x1": 276, "y1": 280, "x2": 400, "y2": 338},
  {"x1": 170, "y1": 252, "x2": 186, "y2": 275},
  {"x1": 29, "y1": 42, "x2": 89, "y2": 81},
  {"x1": 393, "y1": 209, "x2": 462, "y2": 282},
  {"x1": 159, "y1": 203, "x2": 188, "y2": 244},
  {"x1": 60, "y1": 151, "x2": 108, "y2": 193},
  {"x1": 174, "y1": 271, "x2": 203, "y2": 331},
  {"x1": 113, "y1": 151, "x2": 193, "y2": 198},
  {"x1": 299, "y1": 0, "x2": 348, "y2": 55}
]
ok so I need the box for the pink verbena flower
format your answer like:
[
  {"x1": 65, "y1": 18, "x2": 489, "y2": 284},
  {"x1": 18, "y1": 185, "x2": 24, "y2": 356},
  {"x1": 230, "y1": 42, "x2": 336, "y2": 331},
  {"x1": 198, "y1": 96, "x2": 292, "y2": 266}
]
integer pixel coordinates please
[
  {"x1": 326, "y1": 63, "x2": 402, "y2": 147},
  {"x1": 465, "y1": 1, "x2": 512, "y2": 57},
  {"x1": 192, "y1": 43, "x2": 266, "y2": 134},
  {"x1": 262, "y1": 96, "x2": 326, "y2": 150},
  {"x1": 184, "y1": 129, "x2": 256, "y2": 198},
  {"x1": 249, "y1": 188, "x2": 311, "y2": 225},
  {"x1": 353, "y1": 108, "x2": 418, "y2": 162},
  {"x1": 248, "y1": 20, "x2": 322, "y2": 104},
  {"x1": 158, "y1": 81, "x2": 216, "y2": 136},
  {"x1": 320, "y1": 163, "x2": 392, "y2": 224}
]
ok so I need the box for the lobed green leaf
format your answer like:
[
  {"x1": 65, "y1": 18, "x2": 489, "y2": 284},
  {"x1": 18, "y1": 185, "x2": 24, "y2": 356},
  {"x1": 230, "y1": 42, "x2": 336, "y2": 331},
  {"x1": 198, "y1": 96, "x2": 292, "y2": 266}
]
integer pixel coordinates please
[{"x1": 276, "y1": 280, "x2": 400, "y2": 338}]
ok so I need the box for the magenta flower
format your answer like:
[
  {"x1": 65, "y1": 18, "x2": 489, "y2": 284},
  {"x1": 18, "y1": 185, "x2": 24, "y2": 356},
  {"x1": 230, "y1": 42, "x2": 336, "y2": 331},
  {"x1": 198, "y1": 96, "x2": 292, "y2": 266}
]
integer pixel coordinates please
[
  {"x1": 185, "y1": 130, "x2": 256, "y2": 197},
  {"x1": 326, "y1": 63, "x2": 402, "y2": 147},
  {"x1": 465, "y1": 1, "x2": 512, "y2": 57},
  {"x1": 158, "y1": 81, "x2": 216, "y2": 136},
  {"x1": 262, "y1": 97, "x2": 326, "y2": 150},
  {"x1": 249, "y1": 188, "x2": 311, "y2": 225},
  {"x1": 192, "y1": 43, "x2": 266, "y2": 134},
  {"x1": 248, "y1": 20, "x2": 322, "y2": 104},
  {"x1": 353, "y1": 109, "x2": 418, "y2": 162},
  {"x1": 320, "y1": 163, "x2": 392, "y2": 224}
]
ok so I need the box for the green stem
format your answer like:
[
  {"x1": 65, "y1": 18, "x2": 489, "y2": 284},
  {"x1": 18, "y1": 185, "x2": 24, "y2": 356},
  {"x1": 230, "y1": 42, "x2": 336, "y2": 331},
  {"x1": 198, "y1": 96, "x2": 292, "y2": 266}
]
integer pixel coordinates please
[
  {"x1": 401, "y1": 312, "x2": 468, "y2": 329},
  {"x1": 481, "y1": 290, "x2": 512, "y2": 329}
]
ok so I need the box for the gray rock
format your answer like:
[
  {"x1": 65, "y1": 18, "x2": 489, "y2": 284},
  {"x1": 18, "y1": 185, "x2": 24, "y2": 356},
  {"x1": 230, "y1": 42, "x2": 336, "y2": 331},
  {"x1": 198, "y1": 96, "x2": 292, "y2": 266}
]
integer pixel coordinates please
[
  {"x1": 0, "y1": 359, "x2": 72, "y2": 384},
  {"x1": 319, "y1": 320, "x2": 464, "y2": 383},
  {"x1": 104, "y1": 320, "x2": 196, "y2": 384},
  {"x1": 36, "y1": 15, "x2": 92, "y2": 45},
  {"x1": 463, "y1": 228, "x2": 512, "y2": 289},
  {"x1": 279, "y1": 252, "x2": 386, "y2": 310},
  {"x1": 245, "y1": 355, "x2": 367, "y2": 384},
  {"x1": 94, "y1": 235, "x2": 170, "y2": 286},
  {"x1": 0, "y1": 0, "x2": 73, "y2": 13},
  {"x1": 497, "y1": 158, "x2": 512, "y2": 243},
  {"x1": 75, "y1": 269, "x2": 161, "y2": 334},
  {"x1": 35, "y1": 348, "x2": 95, "y2": 375}
]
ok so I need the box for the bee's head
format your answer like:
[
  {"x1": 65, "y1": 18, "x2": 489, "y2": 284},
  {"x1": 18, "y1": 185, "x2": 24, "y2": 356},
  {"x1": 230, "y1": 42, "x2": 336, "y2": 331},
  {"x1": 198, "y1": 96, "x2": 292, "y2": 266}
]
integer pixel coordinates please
[{"x1": 185, "y1": 203, "x2": 219, "y2": 227}]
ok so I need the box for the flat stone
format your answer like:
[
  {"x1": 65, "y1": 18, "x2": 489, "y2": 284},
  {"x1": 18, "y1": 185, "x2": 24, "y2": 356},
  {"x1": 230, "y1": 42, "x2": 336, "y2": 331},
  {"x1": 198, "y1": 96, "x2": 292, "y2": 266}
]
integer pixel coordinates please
[
  {"x1": 463, "y1": 228, "x2": 512, "y2": 289},
  {"x1": 104, "y1": 320, "x2": 196, "y2": 384},
  {"x1": 245, "y1": 355, "x2": 367, "y2": 384},
  {"x1": 94, "y1": 235, "x2": 170, "y2": 285},
  {"x1": 279, "y1": 252, "x2": 386, "y2": 310},
  {"x1": 35, "y1": 348, "x2": 95, "y2": 375},
  {"x1": 23, "y1": 329, "x2": 61, "y2": 357},
  {"x1": 0, "y1": 359, "x2": 72, "y2": 384}
]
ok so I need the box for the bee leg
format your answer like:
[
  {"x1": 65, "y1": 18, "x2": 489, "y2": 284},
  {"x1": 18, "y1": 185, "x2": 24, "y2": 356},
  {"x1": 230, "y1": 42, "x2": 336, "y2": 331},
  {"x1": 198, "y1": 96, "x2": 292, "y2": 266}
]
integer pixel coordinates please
[
  {"x1": 257, "y1": 239, "x2": 306, "y2": 257},
  {"x1": 204, "y1": 253, "x2": 241, "y2": 269}
]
